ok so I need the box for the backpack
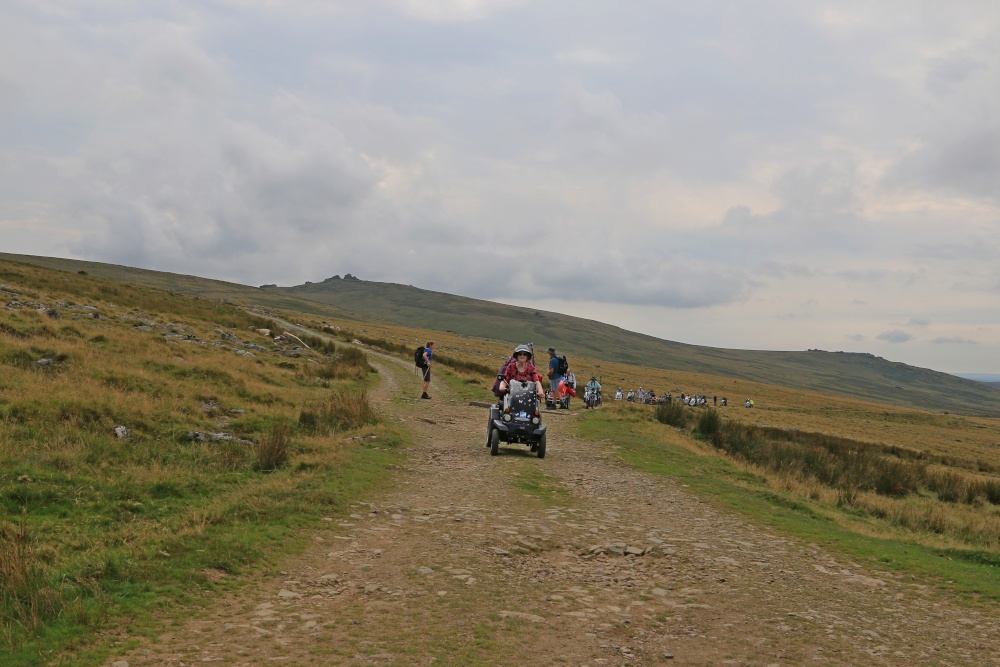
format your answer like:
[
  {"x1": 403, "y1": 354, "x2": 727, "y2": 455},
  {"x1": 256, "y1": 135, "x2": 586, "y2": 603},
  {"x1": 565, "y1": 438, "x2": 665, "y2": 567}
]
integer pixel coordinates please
[
  {"x1": 556, "y1": 355, "x2": 569, "y2": 376},
  {"x1": 414, "y1": 346, "x2": 426, "y2": 367},
  {"x1": 491, "y1": 356, "x2": 517, "y2": 397}
]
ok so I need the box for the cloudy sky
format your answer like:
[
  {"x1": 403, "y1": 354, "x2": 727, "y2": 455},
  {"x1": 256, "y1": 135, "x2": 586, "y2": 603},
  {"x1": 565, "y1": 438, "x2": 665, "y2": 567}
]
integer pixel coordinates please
[{"x1": 2, "y1": 1, "x2": 999, "y2": 375}]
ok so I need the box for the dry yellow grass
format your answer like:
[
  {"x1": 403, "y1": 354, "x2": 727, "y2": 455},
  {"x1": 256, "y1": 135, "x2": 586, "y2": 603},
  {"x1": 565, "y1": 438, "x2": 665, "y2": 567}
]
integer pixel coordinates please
[
  {"x1": 300, "y1": 311, "x2": 1000, "y2": 465},
  {"x1": 1, "y1": 262, "x2": 402, "y2": 660}
]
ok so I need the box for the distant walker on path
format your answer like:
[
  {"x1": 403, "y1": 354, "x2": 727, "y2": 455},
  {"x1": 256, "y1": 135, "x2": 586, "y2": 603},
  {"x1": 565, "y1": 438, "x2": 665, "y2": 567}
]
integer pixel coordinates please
[{"x1": 419, "y1": 341, "x2": 435, "y2": 399}]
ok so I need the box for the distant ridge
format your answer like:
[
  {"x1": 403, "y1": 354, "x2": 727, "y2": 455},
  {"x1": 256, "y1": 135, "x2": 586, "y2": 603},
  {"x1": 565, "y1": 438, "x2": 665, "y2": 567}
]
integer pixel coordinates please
[{"x1": 4, "y1": 253, "x2": 1000, "y2": 416}]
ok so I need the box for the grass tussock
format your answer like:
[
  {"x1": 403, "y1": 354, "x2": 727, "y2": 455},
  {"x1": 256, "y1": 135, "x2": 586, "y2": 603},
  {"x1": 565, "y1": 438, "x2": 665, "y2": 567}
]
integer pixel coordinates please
[
  {"x1": 0, "y1": 520, "x2": 64, "y2": 638},
  {"x1": 255, "y1": 422, "x2": 291, "y2": 472},
  {"x1": 299, "y1": 390, "x2": 380, "y2": 435},
  {"x1": 303, "y1": 345, "x2": 373, "y2": 382},
  {"x1": 293, "y1": 332, "x2": 337, "y2": 355},
  {"x1": 655, "y1": 401, "x2": 692, "y2": 428}
]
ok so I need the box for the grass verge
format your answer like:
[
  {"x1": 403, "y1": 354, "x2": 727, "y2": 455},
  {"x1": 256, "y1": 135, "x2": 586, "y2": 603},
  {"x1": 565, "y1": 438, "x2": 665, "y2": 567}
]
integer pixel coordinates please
[
  {"x1": 436, "y1": 367, "x2": 495, "y2": 404},
  {"x1": 4, "y1": 422, "x2": 408, "y2": 667}
]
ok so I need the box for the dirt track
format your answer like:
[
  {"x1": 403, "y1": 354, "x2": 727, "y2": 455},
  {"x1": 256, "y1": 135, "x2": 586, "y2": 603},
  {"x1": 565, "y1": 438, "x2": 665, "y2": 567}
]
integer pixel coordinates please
[{"x1": 109, "y1": 355, "x2": 999, "y2": 666}]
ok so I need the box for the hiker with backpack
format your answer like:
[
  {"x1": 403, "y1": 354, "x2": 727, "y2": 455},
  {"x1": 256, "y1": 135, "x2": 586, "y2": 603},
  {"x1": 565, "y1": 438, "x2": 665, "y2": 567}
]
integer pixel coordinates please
[
  {"x1": 414, "y1": 341, "x2": 435, "y2": 399},
  {"x1": 547, "y1": 347, "x2": 570, "y2": 397},
  {"x1": 546, "y1": 347, "x2": 562, "y2": 396}
]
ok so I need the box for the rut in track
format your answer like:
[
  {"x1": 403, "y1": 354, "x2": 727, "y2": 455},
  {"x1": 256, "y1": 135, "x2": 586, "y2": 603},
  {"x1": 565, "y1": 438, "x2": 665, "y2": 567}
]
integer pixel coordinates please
[{"x1": 109, "y1": 353, "x2": 999, "y2": 666}]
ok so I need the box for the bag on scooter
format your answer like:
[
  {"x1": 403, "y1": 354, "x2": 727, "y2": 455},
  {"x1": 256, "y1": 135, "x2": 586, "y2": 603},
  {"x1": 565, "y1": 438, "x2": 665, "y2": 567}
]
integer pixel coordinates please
[{"x1": 491, "y1": 356, "x2": 517, "y2": 397}]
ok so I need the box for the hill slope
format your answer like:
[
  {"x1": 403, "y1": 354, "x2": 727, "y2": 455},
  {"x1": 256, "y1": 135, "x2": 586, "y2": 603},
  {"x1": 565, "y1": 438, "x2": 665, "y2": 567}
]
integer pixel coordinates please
[
  {"x1": 276, "y1": 277, "x2": 1000, "y2": 417},
  {"x1": 0, "y1": 252, "x2": 362, "y2": 322},
  {"x1": 4, "y1": 253, "x2": 999, "y2": 416}
]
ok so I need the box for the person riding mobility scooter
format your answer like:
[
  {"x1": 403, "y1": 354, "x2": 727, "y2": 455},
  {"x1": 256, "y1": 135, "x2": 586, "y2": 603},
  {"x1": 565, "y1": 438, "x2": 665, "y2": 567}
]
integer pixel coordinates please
[
  {"x1": 487, "y1": 345, "x2": 547, "y2": 458},
  {"x1": 584, "y1": 376, "x2": 602, "y2": 409}
]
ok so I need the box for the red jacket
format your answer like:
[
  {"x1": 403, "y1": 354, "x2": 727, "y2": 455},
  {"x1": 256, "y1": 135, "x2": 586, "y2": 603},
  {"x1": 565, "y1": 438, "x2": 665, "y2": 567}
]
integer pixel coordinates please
[{"x1": 502, "y1": 361, "x2": 542, "y2": 384}]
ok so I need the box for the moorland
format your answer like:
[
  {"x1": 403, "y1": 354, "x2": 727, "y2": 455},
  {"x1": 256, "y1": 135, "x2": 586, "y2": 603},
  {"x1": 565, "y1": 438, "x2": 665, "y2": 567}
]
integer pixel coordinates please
[
  {"x1": 4, "y1": 252, "x2": 1000, "y2": 417},
  {"x1": 1, "y1": 255, "x2": 998, "y2": 665}
]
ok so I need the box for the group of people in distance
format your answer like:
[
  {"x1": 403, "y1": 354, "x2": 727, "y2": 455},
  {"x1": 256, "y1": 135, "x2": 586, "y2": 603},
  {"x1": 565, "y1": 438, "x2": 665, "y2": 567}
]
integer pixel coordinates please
[
  {"x1": 612, "y1": 389, "x2": 738, "y2": 408},
  {"x1": 427, "y1": 341, "x2": 754, "y2": 411},
  {"x1": 615, "y1": 387, "x2": 668, "y2": 404}
]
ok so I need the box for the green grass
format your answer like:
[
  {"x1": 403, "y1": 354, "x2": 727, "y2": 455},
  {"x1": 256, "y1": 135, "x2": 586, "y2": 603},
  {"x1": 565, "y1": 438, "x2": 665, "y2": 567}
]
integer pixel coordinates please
[
  {"x1": 577, "y1": 406, "x2": 1000, "y2": 602},
  {"x1": 3, "y1": 428, "x2": 408, "y2": 667},
  {"x1": 0, "y1": 261, "x2": 410, "y2": 666},
  {"x1": 436, "y1": 367, "x2": 495, "y2": 404}
]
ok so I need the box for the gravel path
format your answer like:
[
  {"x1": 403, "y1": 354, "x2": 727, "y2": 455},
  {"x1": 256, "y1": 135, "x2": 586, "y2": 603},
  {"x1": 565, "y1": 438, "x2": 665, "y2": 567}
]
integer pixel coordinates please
[{"x1": 109, "y1": 354, "x2": 999, "y2": 666}]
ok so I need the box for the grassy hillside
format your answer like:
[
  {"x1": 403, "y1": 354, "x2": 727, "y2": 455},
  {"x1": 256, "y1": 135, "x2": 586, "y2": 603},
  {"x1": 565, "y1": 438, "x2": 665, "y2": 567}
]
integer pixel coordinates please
[
  {"x1": 0, "y1": 260, "x2": 400, "y2": 665},
  {"x1": 4, "y1": 253, "x2": 999, "y2": 416},
  {"x1": 0, "y1": 253, "x2": 362, "y2": 325},
  {"x1": 278, "y1": 277, "x2": 1000, "y2": 417}
]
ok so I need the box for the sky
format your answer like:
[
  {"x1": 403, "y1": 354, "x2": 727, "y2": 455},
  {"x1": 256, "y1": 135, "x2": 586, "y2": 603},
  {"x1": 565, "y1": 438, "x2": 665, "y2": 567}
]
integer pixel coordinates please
[{"x1": 2, "y1": 1, "x2": 999, "y2": 376}]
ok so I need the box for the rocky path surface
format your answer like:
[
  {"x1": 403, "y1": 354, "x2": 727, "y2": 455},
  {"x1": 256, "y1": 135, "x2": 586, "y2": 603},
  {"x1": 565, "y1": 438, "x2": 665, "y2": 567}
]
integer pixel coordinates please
[{"x1": 110, "y1": 356, "x2": 999, "y2": 666}]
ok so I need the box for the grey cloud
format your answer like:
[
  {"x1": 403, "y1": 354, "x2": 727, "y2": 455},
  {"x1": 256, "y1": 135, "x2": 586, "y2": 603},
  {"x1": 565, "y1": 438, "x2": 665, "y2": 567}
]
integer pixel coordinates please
[
  {"x1": 717, "y1": 162, "x2": 871, "y2": 265},
  {"x1": 887, "y1": 126, "x2": 1000, "y2": 202},
  {"x1": 904, "y1": 318, "x2": 931, "y2": 327},
  {"x1": 837, "y1": 269, "x2": 891, "y2": 283},
  {"x1": 556, "y1": 49, "x2": 627, "y2": 65},
  {"x1": 931, "y1": 336, "x2": 978, "y2": 345},
  {"x1": 925, "y1": 53, "x2": 987, "y2": 95},
  {"x1": 911, "y1": 237, "x2": 1000, "y2": 262},
  {"x1": 70, "y1": 103, "x2": 385, "y2": 279},
  {"x1": 771, "y1": 162, "x2": 859, "y2": 216},
  {"x1": 848, "y1": 333, "x2": 866, "y2": 341},
  {"x1": 222, "y1": 144, "x2": 378, "y2": 231},
  {"x1": 393, "y1": 0, "x2": 528, "y2": 23},
  {"x1": 133, "y1": 38, "x2": 230, "y2": 105},
  {"x1": 756, "y1": 261, "x2": 814, "y2": 279},
  {"x1": 877, "y1": 330, "x2": 913, "y2": 343},
  {"x1": 466, "y1": 255, "x2": 751, "y2": 309}
]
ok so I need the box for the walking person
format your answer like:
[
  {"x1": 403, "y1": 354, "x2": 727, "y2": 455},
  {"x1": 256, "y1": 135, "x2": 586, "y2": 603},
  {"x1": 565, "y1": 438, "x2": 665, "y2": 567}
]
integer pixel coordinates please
[
  {"x1": 546, "y1": 347, "x2": 562, "y2": 402},
  {"x1": 420, "y1": 341, "x2": 435, "y2": 399}
]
